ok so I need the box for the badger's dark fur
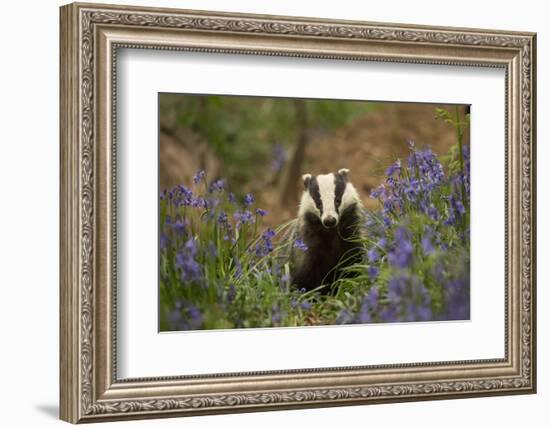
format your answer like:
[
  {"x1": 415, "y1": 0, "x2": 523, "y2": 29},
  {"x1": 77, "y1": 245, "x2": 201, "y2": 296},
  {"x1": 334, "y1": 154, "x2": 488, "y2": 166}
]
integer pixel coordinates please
[{"x1": 290, "y1": 169, "x2": 364, "y2": 293}]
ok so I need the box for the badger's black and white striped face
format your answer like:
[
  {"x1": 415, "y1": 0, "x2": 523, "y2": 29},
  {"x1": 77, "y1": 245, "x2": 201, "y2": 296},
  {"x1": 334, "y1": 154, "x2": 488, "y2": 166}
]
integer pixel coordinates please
[{"x1": 299, "y1": 168, "x2": 360, "y2": 228}]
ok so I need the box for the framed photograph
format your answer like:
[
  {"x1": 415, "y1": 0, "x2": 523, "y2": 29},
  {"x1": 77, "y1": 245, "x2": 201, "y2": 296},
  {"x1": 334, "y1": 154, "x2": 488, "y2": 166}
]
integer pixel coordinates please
[{"x1": 60, "y1": 2, "x2": 537, "y2": 423}]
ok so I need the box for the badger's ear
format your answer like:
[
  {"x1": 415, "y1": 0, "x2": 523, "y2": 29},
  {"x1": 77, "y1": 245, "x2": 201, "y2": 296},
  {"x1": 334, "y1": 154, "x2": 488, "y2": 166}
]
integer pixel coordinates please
[
  {"x1": 302, "y1": 174, "x2": 312, "y2": 189},
  {"x1": 338, "y1": 168, "x2": 350, "y2": 180}
]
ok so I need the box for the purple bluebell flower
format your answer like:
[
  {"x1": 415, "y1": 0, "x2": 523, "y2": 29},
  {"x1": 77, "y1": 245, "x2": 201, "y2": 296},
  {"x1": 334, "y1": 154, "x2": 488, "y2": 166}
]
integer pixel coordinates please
[
  {"x1": 386, "y1": 274, "x2": 432, "y2": 322},
  {"x1": 427, "y1": 204, "x2": 439, "y2": 221},
  {"x1": 444, "y1": 277, "x2": 470, "y2": 320},
  {"x1": 254, "y1": 240, "x2": 273, "y2": 257},
  {"x1": 380, "y1": 306, "x2": 398, "y2": 323},
  {"x1": 172, "y1": 218, "x2": 186, "y2": 236},
  {"x1": 177, "y1": 184, "x2": 194, "y2": 203},
  {"x1": 184, "y1": 237, "x2": 198, "y2": 255},
  {"x1": 412, "y1": 146, "x2": 445, "y2": 186},
  {"x1": 405, "y1": 277, "x2": 433, "y2": 321},
  {"x1": 175, "y1": 254, "x2": 202, "y2": 282},
  {"x1": 160, "y1": 233, "x2": 170, "y2": 250},
  {"x1": 293, "y1": 239, "x2": 308, "y2": 251},
  {"x1": 356, "y1": 296, "x2": 372, "y2": 323},
  {"x1": 254, "y1": 228, "x2": 276, "y2": 257},
  {"x1": 368, "y1": 266, "x2": 379, "y2": 279},
  {"x1": 227, "y1": 192, "x2": 236, "y2": 204},
  {"x1": 167, "y1": 303, "x2": 186, "y2": 330},
  {"x1": 387, "y1": 275, "x2": 407, "y2": 303},
  {"x1": 209, "y1": 179, "x2": 225, "y2": 192},
  {"x1": 445, "y1": 194, "x2": 466, "y2": 226},
  {"x1": 367, "y1": 287, "x2": 379, "y2": 307},
  {"x1": 255, "y1": 208, "x2": 268, "y2": 217},
  {"x1": 190, "y1": 196, "x2": 206, "y2": 209},
  {"x1": 222, "y1": 220, "x2": 234, "y2": 242},
  {"x1": 234, "y1": 210, "x2": 255, "y2": 227},
  {"x1": 367, "y1": 247, "x2": 379, "y2": 263},
  {"x1": 385, "y1": 159, "x2": 401, "y2": 177},
  {"x1": 233, "y1": 257, "x2": 242, "y2": 278},
  {"x1": 300, "y1": 301, "x2": 312, "y2": 310},
  {"x1": 370, "y1": 184, "x2": 386, "y2": 199},
  {"x1": 167, "y1": 301, "x2": 203, "y2": 330},
  {"x1": 403, "y1": 177, "x2": 422, "y2": 202},
  {"x1": 187, "y1": 305, "x2": 204, "y2": 329},
  {"x1": 193, "y1": 169, "x2": 205, "y2": 184},
  {"x1": 388, "y1": 227, "x2": 414, "y2": 268},
  {"x1": 455, "y1": 198, "x2": 466, "y2": 215},
  {"x1": 405, "y1": 302, "x2": 432, "y2": 322},
  {"x1": 217, "y1": 211, "x2": 228, "y2": 225},
  {"x1": 244, "y1": 193, "x2": 255, "y2": 207},
  {"x1": 175, "y1": 238, "x2": 203, "y2": 282},
  {"x1": 289, "y1": 296, "x2": 311, "y2": 310},
  {"x1": 173, "y1": 185, "x2": 194, "y2": 207},
  {"x1": 263, "y1": 228, "x2": 276, "y2": 239}
]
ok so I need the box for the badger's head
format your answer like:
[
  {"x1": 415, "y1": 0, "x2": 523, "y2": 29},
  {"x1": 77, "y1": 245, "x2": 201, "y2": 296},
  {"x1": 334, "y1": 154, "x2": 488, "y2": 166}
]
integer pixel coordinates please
[{"x1": 298, "y1": 168, "x2": 361, "y2": 229}]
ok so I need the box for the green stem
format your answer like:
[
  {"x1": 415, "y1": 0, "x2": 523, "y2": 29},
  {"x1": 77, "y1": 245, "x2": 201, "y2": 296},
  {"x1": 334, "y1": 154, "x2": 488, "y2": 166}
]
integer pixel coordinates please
[
  {"x1": 454, "y1": 106, "x2": 466, "y2": 203},
  {"x1": 454, "y1": 106, "x2": 467, "y2": 239}
]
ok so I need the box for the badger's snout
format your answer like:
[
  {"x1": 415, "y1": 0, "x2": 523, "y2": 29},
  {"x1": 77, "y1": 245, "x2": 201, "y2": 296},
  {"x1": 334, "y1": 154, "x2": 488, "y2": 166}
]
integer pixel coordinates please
[{"x1": 322, "y1": 215, "x2": 338, "y2": 228}]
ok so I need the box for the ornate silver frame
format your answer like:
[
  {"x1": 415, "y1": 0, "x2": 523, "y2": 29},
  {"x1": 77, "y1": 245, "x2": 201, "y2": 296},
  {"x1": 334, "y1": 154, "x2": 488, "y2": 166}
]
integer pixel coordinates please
[{"x1": 60, "y1": 2, "x2": 537, "y2": 423}]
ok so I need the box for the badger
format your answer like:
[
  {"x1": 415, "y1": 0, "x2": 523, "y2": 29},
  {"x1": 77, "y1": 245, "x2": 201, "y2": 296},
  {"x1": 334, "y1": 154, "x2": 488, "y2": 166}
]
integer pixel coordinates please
[{"x1": 290, "y1": 168, "x2": 364, "y2": 293}]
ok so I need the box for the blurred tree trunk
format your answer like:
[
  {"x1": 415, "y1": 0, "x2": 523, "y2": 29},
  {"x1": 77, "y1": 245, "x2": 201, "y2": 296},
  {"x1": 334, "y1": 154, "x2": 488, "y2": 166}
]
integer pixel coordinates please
[{"x1": 279, "y1": 99, "x2": 309, "y2": 207}]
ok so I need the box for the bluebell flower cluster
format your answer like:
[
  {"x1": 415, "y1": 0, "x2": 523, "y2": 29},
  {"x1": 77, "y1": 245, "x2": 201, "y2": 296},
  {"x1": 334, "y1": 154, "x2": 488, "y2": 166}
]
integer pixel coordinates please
[
  {"x1": 167, "y1": 300, "x2": 204, "y2": 330},
  {"x1": 175, "y1": 238, "x2": 203, "y2": 282},
  {"x1": 371, "y1": 142, "x2": 447, "y2": 223},
  {"x1": 339, "y1": 141, "x2": 470, "y2": 324},
  {"x1": 254, "y1": 229, "x2": 276, "y2": 257},
  {"x1": 160, "y1": 170, "x2": 285, "y2": 330},
  {"x1": 233, "y1": 210, "x2": 255, "y2": 227}
]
